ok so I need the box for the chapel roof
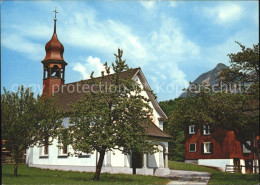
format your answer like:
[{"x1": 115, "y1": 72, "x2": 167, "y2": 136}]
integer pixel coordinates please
[
  {"x1": 53, "y1": 67, "x2": 171, "y2": 139},
  {"x1": 54, "y1": 68, "x2": 140, "y2": 110},
  {"x1": 142, "y1": 122, "x2": 172, "y2": 139}
]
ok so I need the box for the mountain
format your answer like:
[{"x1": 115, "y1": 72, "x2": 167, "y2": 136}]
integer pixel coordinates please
[{"x1": 180, "y1": 63, "x2": 228, "y2": 97}]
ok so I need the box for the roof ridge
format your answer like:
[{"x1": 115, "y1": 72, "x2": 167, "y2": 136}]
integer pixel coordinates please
[{"x1": 64, "y1": 67, "x2": 141, "y2": 86}]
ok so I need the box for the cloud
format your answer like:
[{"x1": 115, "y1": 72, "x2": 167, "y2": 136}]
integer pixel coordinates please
[
  {"x1": 8, "y1": 24, "x2": 52, "y2": 40},
  {"x1": 168, "y1": 1, "x2": 177, "y2": 8},
  {"x1": 140, "y1": 15, "x2": 199, "y2": 97},
  {"x1": 67, "y1": 12, "x2": 195, "y2": 97},
  {"x1": 202, "y1": 29, "x2": 258, "y2": 69},
  {"x1": 203, "y1": 3, "x2": 242, "y2": 24},
  {"x1": 2, "y1": 33, "x2": 44, "y2": 61},
  {"x1": 72, "y1": 56, "x2": 107, "y2": 80},
  {"x1": 61, "y1": 12, "x2": 150, "y2": 67},
  {"x1": 148, "y1": 15, "x2": 200, "y2": 59},
  {"x1": 2, "y1": 5, "x2": 195, "y2": 98},
  {"x1": 2, "y1": 1, "x2": 257, "y2": 100},
  {"x1": 140, "y1": 1, "x2": 156, "y2": 10}
]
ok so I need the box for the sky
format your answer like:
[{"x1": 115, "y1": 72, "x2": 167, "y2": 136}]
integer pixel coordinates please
[{"x1": 1, "y1": 1, "x2": 259, "y2": 101}]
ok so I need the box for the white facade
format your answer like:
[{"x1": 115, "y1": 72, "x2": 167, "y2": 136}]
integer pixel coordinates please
[
  {"x1": 26, "y1": 139, "x2": 169, "y2": 175},
  {"x1": 27, "y1": 71, "x2": 170, "y2": 176},
  {"x1": 196, "y1": 159, "x2": 259, "y2": 174},
  {"x1": 198, "y1": 159, "x2": 233, "y2": 171}
]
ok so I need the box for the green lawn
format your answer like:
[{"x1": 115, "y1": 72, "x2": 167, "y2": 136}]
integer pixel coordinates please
[
  {"x1": 3, "y1": 162, "x2": 259, "y2": 185},
  {"x1": 168, "y1": 160, "x2": 259, "y2": 185},
  {"x1": 2, "y1": 164, "x2": 171, "y2": 185}
]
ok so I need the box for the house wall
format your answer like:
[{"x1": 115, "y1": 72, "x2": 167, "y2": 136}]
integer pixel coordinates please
[
  {"x1": 240, "y1": 159, "x2": 245, "y2": 174},
  {"x1": 27, "y1": 138, "x2": 165, "y2": 169},
  {"x1": 198, "y1": 159, "x2": 232, "y2": 171},
  {"x1": 27, "y1": 138, "x2": 97, "y2": 166},
  {"x1": 111, "y1": 149, "x2": 125, "y2": 167},
  {"x1": 28, "y1": 70, "x2": 169, "y2": 173},
  {"x1": 148, "y1": 150, "x2": 160, "y2": 168},
  {"x1": 148, "y1": 142, "x2": 168, "y2": 168},
  {"x1": 198, "y1": 159, "x2": 259, "y2": 174},
  {"x1": 133, "y1": 75, "x2": 163, "y2": 129},
  {"x1": 59, "y1": 115, "x2": 164, "y2": 169},
  {"x1": 185, "y1": 126, "x2": 259, "y2": 160}
]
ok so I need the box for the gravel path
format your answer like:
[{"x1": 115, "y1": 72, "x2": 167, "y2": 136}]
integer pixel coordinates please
[{"x1": 165, "y1": 170, "x2": 211, "y2": 185}]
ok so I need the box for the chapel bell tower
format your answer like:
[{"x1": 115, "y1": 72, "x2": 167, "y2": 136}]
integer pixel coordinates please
[{"x1": 42, "y1": 9, "x2": 67, "y2": 97}]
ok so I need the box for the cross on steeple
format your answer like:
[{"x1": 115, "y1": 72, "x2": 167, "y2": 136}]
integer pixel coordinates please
[
  {"x1": 53, "y1": 9, "x2": 58, "y2": 33},
  {"x1": 53, "y1": 9, "x2": 58, "y2": 20}
]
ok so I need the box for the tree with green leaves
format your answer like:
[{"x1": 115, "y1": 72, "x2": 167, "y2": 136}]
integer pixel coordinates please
[
  {"x1": 218, "y1": 42, "x2": 259, "y2": 169},
  {"x1": 1, "y1": 86, "x2": 64, "y2": 176},
  {"x1": 219, "y1": 42, "x2": 259, "y2": 88},
  {"x1": 216, "y1": 42, "x2": 259, "y2": 152},
  {"x1": 1, "y1": 86, "x2": 37, "y2": 176},
  {"x1": 34, "y1": 95, "x2": 63, "y2": 149},
  {"x1": 61, "y1": 49, "x2": 156, "y2": 180},
  {"x1": 172, "y1": 88, "x2": 258, "y2": 155},
  {"x1": 159, "y1": 98, "x2": 185, "y2": 160},
  {"x1": 168, "y1": 42, "x2": 259, "y2": 164}
]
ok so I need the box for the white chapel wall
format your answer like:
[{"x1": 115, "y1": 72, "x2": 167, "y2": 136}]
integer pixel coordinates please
[
  {"x1": 30, "y1": 138, "x2": 97, "y2": 166},
  {"x1": 133, "y1": 74, "x2": 163, "y2": 129}
]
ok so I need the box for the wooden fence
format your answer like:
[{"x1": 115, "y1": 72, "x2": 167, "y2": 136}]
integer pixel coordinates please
[{"x1": 225, "y1": 165, "x2": 259, "y2": 173}]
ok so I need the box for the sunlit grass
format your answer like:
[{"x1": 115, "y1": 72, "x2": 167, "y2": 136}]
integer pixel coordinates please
[
  {"x1": 2, "y1": 164, "x2": 171, "y2": 185},
  {"x1": 169, "y1": 160, "x2": 259, "y2": 185}
]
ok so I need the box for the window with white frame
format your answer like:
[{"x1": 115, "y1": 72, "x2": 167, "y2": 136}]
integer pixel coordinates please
[
  {"x1": 58, "y1": 144, "x2": 68, "y2": 157},
  {"x1": 203, "y1": 142, "x2": 212, "y2": 154},
  {"x1": 189, "y1": 125, "x2": 196, "y2": 134},
  {"x1": 242, "y1": 141, "x2": 251, "y2": 153},
  {"x1": 40, "y1": 144, "x2": 49, "y2": 157},
  {"x1": 189, "y1": 143, "x2": 196, "y2": 152},
  {"x1": 202, "y1": 125, "x2": 211, "y2": 135}
]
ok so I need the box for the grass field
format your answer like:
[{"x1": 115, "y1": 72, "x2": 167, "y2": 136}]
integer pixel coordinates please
[
  {"x1": 2, "y1": 162, "x2": 259, "y2": 184},
  {"x1": 168, "y1": 160, "x2": 259, "y2": 185},
  {"x1": 2, "y1": 164, "x2": 171, "y2": 185}
]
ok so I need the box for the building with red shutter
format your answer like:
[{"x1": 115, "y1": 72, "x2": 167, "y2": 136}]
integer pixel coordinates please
[{"x1": 185, "y1": 124, "x2": 259, "y2": 174}]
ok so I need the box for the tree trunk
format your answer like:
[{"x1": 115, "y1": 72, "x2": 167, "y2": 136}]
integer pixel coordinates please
[
  {"x1": 14, "y1": 161, "x2": 18, "y2": 176},
  {"x1": 132, "y1": 152, "x2": 137, "y2": 174},
  {"x1": 93, "y1": 150, "x2": 105, "y2": 181}
]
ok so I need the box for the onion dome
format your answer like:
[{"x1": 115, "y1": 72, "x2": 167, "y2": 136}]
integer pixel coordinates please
[{"x1": 42, "y1": 16, "x2": 65, "y2": 62}]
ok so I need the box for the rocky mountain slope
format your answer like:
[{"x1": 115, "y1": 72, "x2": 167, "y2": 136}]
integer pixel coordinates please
[{"x1": 180, "y1": 63, "x2": 228, "y2": 97}]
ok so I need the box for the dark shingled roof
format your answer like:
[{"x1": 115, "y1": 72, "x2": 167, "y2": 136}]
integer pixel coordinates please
[
  {"x1": 55, "y1": 68, "x2": 140, "y2": 110},
  {"x1": 54, "y1": 67, "x2": 171, "y2": 139},
  {"x1": 142, "y1": 123, "x2": 172, "y2": 139}
]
